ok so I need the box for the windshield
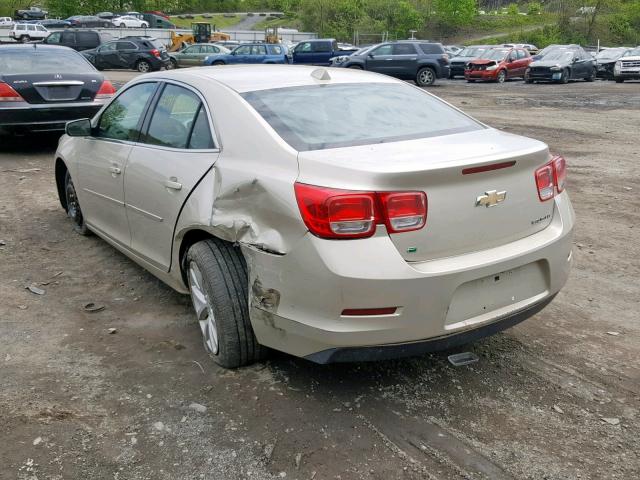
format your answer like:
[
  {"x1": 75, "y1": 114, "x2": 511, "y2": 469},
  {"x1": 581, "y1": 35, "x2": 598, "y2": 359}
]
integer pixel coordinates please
[
  {"x1": 541, "y1": 50, "x2": 574, "y2": 62},
  {"x1": 458, "y1": 47, "x2": 488, "y2": 57},
  {"x1": 242, "y1": 83, "x2": 483, "y2": 151},
  {"x1": 479, "y1": 48, "x2": 509, "y2": 61},
  {"x1": 0, "y1": 48, "x2": 94, "y2": 74},
  {"x1": 623, "y1": 47, "x2": 640, "y2": 57},
  {"x1": 596, "y1": 48, "x2": 626, "y2": 60}
]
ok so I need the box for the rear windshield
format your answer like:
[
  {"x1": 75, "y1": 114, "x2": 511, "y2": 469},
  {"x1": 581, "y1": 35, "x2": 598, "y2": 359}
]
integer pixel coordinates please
[
  {"x1": 0, "y1": 48, "x2": 94, "y2": 74},
  {"x1": 242, "y1": 83, "x2": 483, "y2": 151}
]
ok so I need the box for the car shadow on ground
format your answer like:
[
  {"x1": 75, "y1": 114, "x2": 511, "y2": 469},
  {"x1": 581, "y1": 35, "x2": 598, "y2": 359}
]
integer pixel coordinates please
[{"x1": 1, "y1": 132, "x2": 61, "y2": 154}]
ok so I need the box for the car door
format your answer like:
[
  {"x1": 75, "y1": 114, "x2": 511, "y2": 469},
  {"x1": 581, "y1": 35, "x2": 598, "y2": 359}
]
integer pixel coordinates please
[
  {"x1": 249, "y1": 44, "x2": 267, "y2": 63},
  {"x1": 75, "y1": 82, "x2": 158, "y2": 246},
  {"x1": 123, "y1": 83, "x2": 219, "y2": 270},
  {"x1": 96, "y1": 42, "x2": 118, "y2": 68},
  {"x1": 293, "y1": 41, "x2": 313, "y2": 64},
  {"x1": 514, "y1": 49, "x2": 529, "y2": 76},
  {"x1": 389, "y1": 43, "x2": 418, "y2": 77},
  {"x1": 365, "y1": 44, "x2": 394, "y2": 74},
  {"x1": 230, "y1": 45, "x2": 251, "y2": 64},
  {"x1": 184, "y1": 45, "x2": 201, "y2": 66}
]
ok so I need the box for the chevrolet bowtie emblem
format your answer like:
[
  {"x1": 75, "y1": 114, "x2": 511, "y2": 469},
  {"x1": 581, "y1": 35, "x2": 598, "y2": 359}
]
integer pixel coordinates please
[{"x1": 476, "y1": 190, "x2": 507, "y2": 207}]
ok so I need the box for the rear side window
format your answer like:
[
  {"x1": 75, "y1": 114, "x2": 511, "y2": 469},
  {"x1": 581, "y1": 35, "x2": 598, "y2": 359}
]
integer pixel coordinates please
[
  {"x1": 251, "y1": 45, "x2": 267, "y2": 55},
  {"x1": 145, "y1": 85, "x2": 214, "y2": 149},
  {"x1": 77, "y1": 32, "x2": 97, "y2": 45},
  {"x1": 243, "y1": 83, "x2": 483, "y2": 151},
  {"x1": 393, "y1": 44, "x2": 416, "y2": 55},
  {"x1": 98, "y1": 83, "x2": 157, "y2": 142},
  {"x1": 419, "y1": 43, "x2": 444, "y2": 54},
  {"x1": 270, "y1": 45, "x2": 283, "y2": 55},
  {"x1": 313, "y1": 42, "x2": 332, "y2": 53},
  {"x1": 517, "y1": 49, "x2": 527, "y2": 59},
  {"x1": 61, "y1": 32, "x2": 75, "y2": 44},
  {"x1": 116, "y1": 41, "x2": 136, "y2": 51}
]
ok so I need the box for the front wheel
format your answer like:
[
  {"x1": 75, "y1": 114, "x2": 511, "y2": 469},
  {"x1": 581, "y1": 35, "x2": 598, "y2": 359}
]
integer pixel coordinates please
[
  {"x1": 167, "y1": 58, "x2": 178, "y2": 70},
  {"x1": 136, "y1": 60, "x2": 151, "y2": 73},
  {"x1": 19, "y1": 35, "x2": 30, "y2": 43},
  {"x1": 212, "y1": 60, "x2": 225, "y2": 66},
  {"x1": 561, "y1": 68, "x2": 570, "y2": 84},
  {"x1": 615, "y1": 77, "x2": 624, "y2": 83},
  {"x1": 348, "y1": 64, "x2": 363, "y2": 69},
  {"x1": 186, "y1": 239, "x2": 267, "y2": 368},
  {"x1": 416, "y1": 67, "x2": 436, "y2": 86},
  {"x1": 496, "y1": 70, "x2": 507, "y2": 83},
  {"x1": 64, "y1": 171, "x2": 90, "y2": 235},
  {"x1": 586, "y1": 68, "x2": 595, "y2": 82}
]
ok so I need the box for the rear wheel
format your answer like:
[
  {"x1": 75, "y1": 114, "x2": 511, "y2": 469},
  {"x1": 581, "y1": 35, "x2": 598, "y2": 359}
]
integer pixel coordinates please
[
  {"x1": 416, "y1": 67, "x2": 436, "y2": 86},
  {"x1": 586, "y1": 68, "x2": 596, "y2": 82},
  {"x1": 212, "y1": 60, "x2": 225, "y2": 66},
  {"x1": 19, "y1": 35, "x2": 30, "y2": 43},
  {"x1": 167, "y1": 58, "x2": 178, "y2": 69},
  {"x1": 496, "y1": 70, "x2": 507, "y2": 83},
  {"x1": 120, "y1": 23, "x2": 126, "y2": 28},
  {"x1": 466, "y1": 78, "x2": 475, "y2": 82},
  {"x1": 64, "y1": 171, "x2": 90, "y2": 236},
  {"x1": 186, "y1": 239, "x2": 267, "y2": 368},
  {"x1": 136, "y1": 60, "x2": 151, "y2": 73},
  {"x1": 525, "y1": 77, "x2": 533, "y2": 84}
]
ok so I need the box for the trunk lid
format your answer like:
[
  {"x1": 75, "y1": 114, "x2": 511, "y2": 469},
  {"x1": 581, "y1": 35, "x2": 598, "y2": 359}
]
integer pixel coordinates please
[
  {"x1": 1, "y1": 73, "x2": 103, "y2": 104},
  {"x1": 297, "y1": 129, "x2": 555, "y2": 262}
]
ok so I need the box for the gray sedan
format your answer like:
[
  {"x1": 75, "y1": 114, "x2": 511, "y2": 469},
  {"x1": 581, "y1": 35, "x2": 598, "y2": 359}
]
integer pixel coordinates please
[{"x1": 168, "y1": 43, "x2": 230, "y2": 69}]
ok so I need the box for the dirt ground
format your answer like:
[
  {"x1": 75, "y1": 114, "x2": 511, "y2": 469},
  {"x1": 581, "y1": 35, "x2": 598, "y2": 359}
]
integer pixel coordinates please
[{"x1": 1, "y1": 74, "x2": 639, "y2": 480}]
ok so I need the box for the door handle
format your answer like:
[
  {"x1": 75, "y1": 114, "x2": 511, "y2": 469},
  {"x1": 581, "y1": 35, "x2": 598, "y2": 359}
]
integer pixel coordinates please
[
  {"x1": 109, "y1": 166, "x2": 121, "y2": 175},
  {"x1": 164, "y1": 179, "x2": 182, "y2": 190}
]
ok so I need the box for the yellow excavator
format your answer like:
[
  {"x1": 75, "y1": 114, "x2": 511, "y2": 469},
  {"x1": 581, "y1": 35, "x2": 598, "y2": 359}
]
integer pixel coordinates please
[
  {"x1": 265, "y1": 27, "x2": 281, "y2": 44},
  {"x1": 169, "y1": 23, "x2": 231, "y2": 52}
]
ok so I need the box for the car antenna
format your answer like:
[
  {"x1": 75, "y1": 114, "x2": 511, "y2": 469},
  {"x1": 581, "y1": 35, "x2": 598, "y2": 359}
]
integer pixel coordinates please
[{"x1": 311, "y1": 68, "x2": 331, "y2": 81}]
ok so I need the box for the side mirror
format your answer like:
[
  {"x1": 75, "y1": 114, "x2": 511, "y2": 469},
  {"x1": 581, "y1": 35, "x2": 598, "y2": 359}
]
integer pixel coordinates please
[
  {"x1": 66, "y1": 118, "x2": 92, "y2": 137},
  {"x1": 368, "y1": 53, "x2": 374, "y2": 58},
  {"x1": 573, "y1": 57, "x2": 579, "y2": 63}
]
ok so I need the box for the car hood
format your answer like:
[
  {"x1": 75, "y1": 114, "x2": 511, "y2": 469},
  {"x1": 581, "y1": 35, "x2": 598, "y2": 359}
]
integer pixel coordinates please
[
  {"x1": 620, "y1": 55, "x2": 640, "y2": 61},
  {"x1": 530, "y1": 59, "x2": 570, "y2": 68},
  {"x1": 468, "y1": 59, "x2": 498, "y2": 65},
  {"x1": 450, "y1": 56, "x2": 476, "y2": 63}
]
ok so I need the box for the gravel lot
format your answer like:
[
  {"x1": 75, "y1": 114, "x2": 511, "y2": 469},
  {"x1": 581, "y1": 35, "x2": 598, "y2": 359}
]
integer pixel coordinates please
[{"x1": 1, "y1": 74, "x2": 639, "y2": 480}]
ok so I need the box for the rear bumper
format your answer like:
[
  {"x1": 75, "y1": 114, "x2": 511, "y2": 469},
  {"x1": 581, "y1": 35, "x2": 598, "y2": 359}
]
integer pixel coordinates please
[
  {"x1": 450, "y1": 64, "x2": 466, "y2": 77},
  {"x1": 306, "y1": 294, "x2": 555, "y2": 363},
  {"x1": 0, "y1": 101, "x2": 104, "y2": 132},
  {"x1": 246, "y1": 192, "x2": 575, "y2": 361}
]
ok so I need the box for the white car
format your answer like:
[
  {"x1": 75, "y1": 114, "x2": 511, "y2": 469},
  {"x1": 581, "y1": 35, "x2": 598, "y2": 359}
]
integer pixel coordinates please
[
  {"x1": 112, "y1": 16, "x2": 148, "y2": 28},
  {"x1": 614, "y1": 46, "x2": 640, "y2": 82},
  {"x1": 0, "y1": 17, "x2": 14, "y2": 27},
  {"x1": 9, "y1": 23, "x2": 49, "y2": 42},
  {"x1": 54, "y1": 65, "x2": 574, "y2": 368}
]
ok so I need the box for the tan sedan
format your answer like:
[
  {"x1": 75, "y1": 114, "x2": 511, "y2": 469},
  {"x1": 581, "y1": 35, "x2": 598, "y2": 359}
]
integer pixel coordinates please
[{"x1": 54, "y1": 65, "x2": 574, "y2": 368}]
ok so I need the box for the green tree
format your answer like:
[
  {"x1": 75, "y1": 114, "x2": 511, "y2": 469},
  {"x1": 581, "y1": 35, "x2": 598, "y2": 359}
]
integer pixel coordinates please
[{"x1": 432, "y1": 0, "x2": 476, "y2": 28}]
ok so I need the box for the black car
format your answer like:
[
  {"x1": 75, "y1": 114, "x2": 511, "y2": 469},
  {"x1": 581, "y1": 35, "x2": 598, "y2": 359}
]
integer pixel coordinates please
[
  {"x1": 43, "y1": 30, "x2": 113, "y2": 52},
  {"x1": 36, "y1": 18, "x2": 71, "y2": 28},
  {"x1": 331, "y1": 40, "x2": 450, "y2": 86},
  {"x1": 525, "y1": 46, "x2": 596, "y2": 83},
  {"x1": 449, "y1": 45, "x2": 493, "y2": 78},
  {"x1": 595, "y1": 47, "x2": 629, "y2": 80},
  {"x1": 66, "y1": 16, "x2": 112, "y2": 28},
  {"x1": 82, "y1": 37, "x2": 170, "y2": 73},
  {"x1": 0, "y1": 44, "x2": 115, "y2": 135}
]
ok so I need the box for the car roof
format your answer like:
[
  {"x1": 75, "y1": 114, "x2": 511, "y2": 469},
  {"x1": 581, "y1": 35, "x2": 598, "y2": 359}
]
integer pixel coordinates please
[
  {"x1": 0, "y1": 44, "x2": 75, "y2": 52},
  {"x1": 142, "y1": 64, "x2": 400, "y2": 93}
]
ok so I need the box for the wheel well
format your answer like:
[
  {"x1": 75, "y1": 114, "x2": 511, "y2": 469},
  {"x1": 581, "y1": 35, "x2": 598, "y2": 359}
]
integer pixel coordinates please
[
  {"x1": 55, "y1": 159, "x2": 68, "y2": 211},
  {"x1": 178, "y1": 229, "x2": 217, "y2": 284}
]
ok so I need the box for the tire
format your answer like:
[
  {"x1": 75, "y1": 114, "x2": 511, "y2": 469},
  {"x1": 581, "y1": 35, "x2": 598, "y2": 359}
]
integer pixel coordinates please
[
  {"x1": 525, "y1": 77, "x2": 533, "y2": 84},
  {"x1": 64, "y1": 171, "x2": 90, "y2": 236},
  {"x1": 496, "y1": 70, "x2": 507, "y2": 83},
  {"x1": 586, "y1": 68, "x2": 595, "y2": 82},
  {"x1": 136, "y1": 60, "x2": 151, "y2": 73},
  {"x1": 615, "y1": 77, "x2": 624, "y2": 83},
  {"x1": 466, "y1": 79, "x2": 475, "y2": 82},
  {"x1": 416, "y1": 67, "x2": 436, "y2": 86},
  {"x1": 185, "y1": 239, "x2": 267, "y2": 368},
  {"x1": 19, "y1": 35, "x2": 30, "y2": 43},
  {"x1": 561, "y1": 68, "x2": 570, "y2": 84},
  {"x1": 167, "y1": 58, "x2": 178, "y2": 70},
  {"x1": 348, "y1": 64, "x2": 363, "y2": 69},
  {"x1": 212, "y1": 60, "x2": 225, "y2": 66},
  {"x1": 120, "y1": 23, "x2": 126, "y2": 28}
]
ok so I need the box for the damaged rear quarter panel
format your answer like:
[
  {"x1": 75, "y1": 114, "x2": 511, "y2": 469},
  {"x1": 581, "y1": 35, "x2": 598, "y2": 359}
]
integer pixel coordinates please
[{"x1": 170, "y1": 78, "x2": 308, "y2": 288}]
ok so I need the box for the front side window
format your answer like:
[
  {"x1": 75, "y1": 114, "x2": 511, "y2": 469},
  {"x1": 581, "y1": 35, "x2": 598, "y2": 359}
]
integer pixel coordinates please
[
  {"x1": 371, "y1": 44, "x2": 393, "y2": 56},
  {"x1": 46, "y1": 32, "x2": 61, "y2": 43},
  {"x1": 184, "y1": 45, "x2": 199, "y2": 54},
  {"x1": 145, "y1": 84, "x2": 213, "y2": 149},
  {"x1": 296, "y1": 42, "x2": 312, "y2": 53},
  {"x1": 243, "y1": 83, "x2": 483, "y2": 151},
  {"x1": 36, "y1": 25, "x2": 46, "y2": 31},
  {"x1": 97, "y1": 82, "x2": 157, "y2": 141},
  {"x1": 100, "y1": 42, "x2": 116, "y2": 52}
]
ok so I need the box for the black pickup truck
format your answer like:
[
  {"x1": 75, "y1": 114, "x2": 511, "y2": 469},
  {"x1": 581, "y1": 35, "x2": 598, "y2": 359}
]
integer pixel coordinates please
[
  {"x1": 292, "y1": 39, "x2": 357, "y2": 66},
  {"x1": 14, "y1": 6, "x2": 48, "y2": 20}
]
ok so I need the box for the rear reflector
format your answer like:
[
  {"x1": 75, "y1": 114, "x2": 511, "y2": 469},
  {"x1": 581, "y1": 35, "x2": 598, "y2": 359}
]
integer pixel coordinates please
[
  {"x1": 462, "y1": 161, "x2": 516, "y2": 175},
  {"x1": 342, "y1": 307, "x2": 397, "y2": 316},
  {"x1": 0, "y1": 82, "x2": 24, "y2": 102},
  {"x1": 95, "y1": 80, "x2": 116, "y2": 99},
  {"x1": 294, "y1": 183, "x2": 427, "y2": 239}
]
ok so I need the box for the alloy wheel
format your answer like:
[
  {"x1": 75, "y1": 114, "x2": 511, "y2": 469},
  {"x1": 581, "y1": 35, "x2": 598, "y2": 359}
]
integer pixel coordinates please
[
  {"x1": 188, "y1": 262, "x2": 219, "y2": 355},
  {"x1": 497, "y1": 70, "x2": 506, "y2": 83},
  {"x1": 419, "y1": 69, "x2": 434, "y2": 85},
  {"x1": 137, "y1": 61, "x2": 150, "y2": 73},
  {"x1": 65, "y1": 176, "x2": 83, "y2": 227}
]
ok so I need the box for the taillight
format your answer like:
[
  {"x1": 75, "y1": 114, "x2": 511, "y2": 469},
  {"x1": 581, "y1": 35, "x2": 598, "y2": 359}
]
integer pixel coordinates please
[
  {"x1": 0, "y1": 82, "x2": 24, "y2": 102},
  {"x1": 552, "y1": 155, "x2": 566, "y2": 192},
  {"x1": 535, "y1": 155, "x2": 566, "y2": 201},
  {"x1": 95, "y1": 80, "x2": 116, "y2": 99},
  {"x1": 294, "y1": 183, "x2": 427, "y2": 239},
  {"x1": 151, "y1": 49, "x2": 161, "y2": 58},
  {"x1": 378, "y1": 192, "x2": 427, "y2": 233}
]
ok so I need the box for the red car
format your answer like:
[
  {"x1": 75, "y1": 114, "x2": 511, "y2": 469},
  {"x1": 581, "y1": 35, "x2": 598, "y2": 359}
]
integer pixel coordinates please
[{"x1": 465, "y1": 47, "x2": 532, "y2": 83}]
